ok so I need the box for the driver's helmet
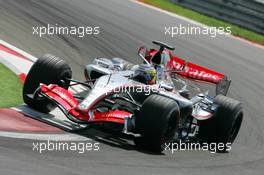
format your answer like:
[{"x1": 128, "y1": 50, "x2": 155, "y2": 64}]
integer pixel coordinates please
[{"x1": 133, "y1": 64, "x2": 156, "y2": 85}]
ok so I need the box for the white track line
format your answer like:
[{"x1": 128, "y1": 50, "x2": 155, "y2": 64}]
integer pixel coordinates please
[
  {"x1": 131, "y1": 0, "x2": 264, "y2": 50},
  {"x1": 0, "y1": 50, "x2": 33, "y2": 74},
  {"x1": 0, "y1": 40, "x2": 38, "y2": 62}
]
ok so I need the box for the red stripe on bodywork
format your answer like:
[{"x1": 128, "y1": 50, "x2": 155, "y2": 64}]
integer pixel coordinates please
[
  {"x1": 169, "y1": 56, "x2": 225, "y2": 83},
  {"x1": 92, "y1": 110, "x2": 131, "y2": 123},
  {"x1": 145, "y1": 49, "x2": 225, "y2": 84},
  {"x1": 40, "y1": 84, "x2": 131, "y2": 123}
]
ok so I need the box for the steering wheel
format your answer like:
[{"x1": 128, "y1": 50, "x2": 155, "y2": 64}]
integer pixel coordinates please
[{"x1": 152, "y1": 40, "x2": 175, "y2": 52}]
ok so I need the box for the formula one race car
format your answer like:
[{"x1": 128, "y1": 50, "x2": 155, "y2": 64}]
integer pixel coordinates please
[{"x1": 22, "y1": 41, "x2": 243, "y2": 153}]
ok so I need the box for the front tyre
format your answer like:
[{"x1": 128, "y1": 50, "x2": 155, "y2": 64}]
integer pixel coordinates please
[
  {"x1": 23, "y1": 54, "x2": 72, "y2": 113},
  {"x1": 134, "y1": 94, "x2": 180, "y2": 153}
]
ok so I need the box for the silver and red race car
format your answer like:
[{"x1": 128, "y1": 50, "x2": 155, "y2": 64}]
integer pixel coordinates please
[{"x1": 22, "y1": 41, "x2": 243, "y2": 153}]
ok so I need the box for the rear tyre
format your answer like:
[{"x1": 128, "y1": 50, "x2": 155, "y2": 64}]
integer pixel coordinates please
[
  {"x1": 23, "y1": 54, "x2": 72, "y2": 113},
  {"x1": 134, "y1": 94, "x2": 180, "y2": 153},
  {"x1": 198, "y1": 95, "x2": 243, "y2": 152}
]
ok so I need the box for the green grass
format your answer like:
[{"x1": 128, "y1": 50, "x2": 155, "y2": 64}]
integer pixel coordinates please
[
  {"x1": 140, "y1": 0, "x2": 264, "y2": 45},
  {"x1": 0, "y1": 64, "x2": 23, "y2": 108}
]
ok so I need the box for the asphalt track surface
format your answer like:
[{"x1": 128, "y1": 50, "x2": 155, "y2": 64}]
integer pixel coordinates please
[{"x1": 1, "y1": 0, "x2": 264, "y2": 174}]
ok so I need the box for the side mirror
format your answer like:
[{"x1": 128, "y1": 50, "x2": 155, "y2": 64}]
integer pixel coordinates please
[
  {"x1": 137, "y1": 46, "x2": 150, "y2": 65},
  {"x1": 138, "y1": 46, "x2": 147, "y2": 58}
]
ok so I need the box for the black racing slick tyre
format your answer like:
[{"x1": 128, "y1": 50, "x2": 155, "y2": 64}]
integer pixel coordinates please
[
  {"x1": 134, "y1": 94, "x2": 180, "y2": 153},
  {"x1": 23, "y1": 54, "x2": 72, "y2": 113},
  {"x1": 198, "y1": 95, "x2": 243, "y2": 152}
]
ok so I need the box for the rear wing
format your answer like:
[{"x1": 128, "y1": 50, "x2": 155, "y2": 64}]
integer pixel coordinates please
[{"x1": 169, "y1": 55, "x2": 231, "y2": 96}]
